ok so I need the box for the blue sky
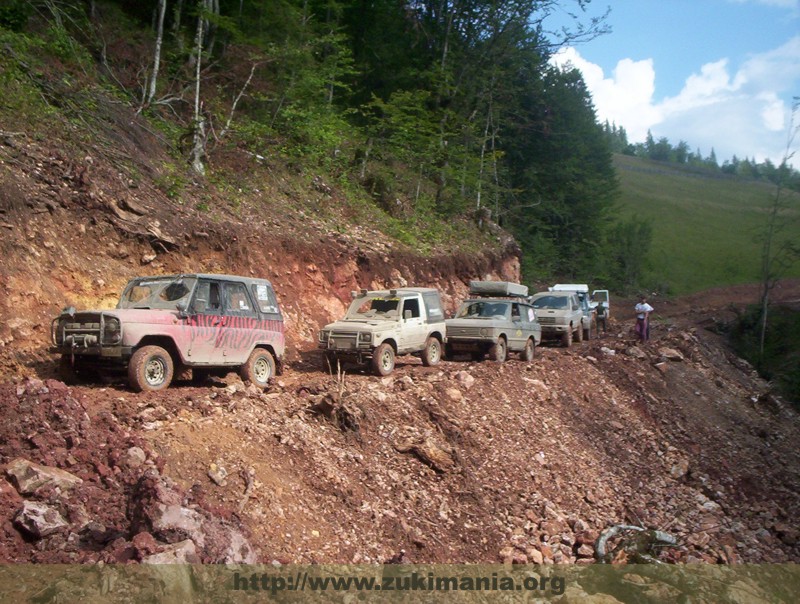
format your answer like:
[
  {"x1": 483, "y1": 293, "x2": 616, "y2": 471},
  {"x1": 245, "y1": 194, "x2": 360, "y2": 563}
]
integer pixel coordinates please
[{"x1": 548, "y1": 0, "x2": 800, "y2": 166}]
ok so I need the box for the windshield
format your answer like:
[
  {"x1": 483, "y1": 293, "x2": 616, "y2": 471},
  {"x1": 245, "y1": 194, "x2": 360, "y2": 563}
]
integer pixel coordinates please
[
  {"x1": 531, "y1": 295, "x2": 568, "y2": 310},
  {"x1": 118, "y1": 276, "x2": 197, "y2": 310},
  {"x1": 456, "y1": 301, "x2": 509, "y2": 319},
  {"x1": 345, "y1": 295, "x2": 401, "y2": 319}
]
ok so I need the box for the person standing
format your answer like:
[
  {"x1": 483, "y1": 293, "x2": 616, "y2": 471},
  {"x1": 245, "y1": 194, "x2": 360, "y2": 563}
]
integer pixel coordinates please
[
  {"x1": 595, "y1": 300, "x2": 608, "y2": 333},
  {"x1": 634, "y1": 296, "x2": 654, "y2": 343}
]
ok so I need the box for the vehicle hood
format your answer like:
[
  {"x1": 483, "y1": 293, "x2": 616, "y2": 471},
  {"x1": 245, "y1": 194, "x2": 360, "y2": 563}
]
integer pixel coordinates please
[
  {"x1": 63, "y1": 308, "x2": 182, "y2": 325},
  {"x1": 446, "y1": 318, "x2": 501, "y2": 328},
  {"x1": 321, "y1": 318, "x2": 398, "y2": 331}
]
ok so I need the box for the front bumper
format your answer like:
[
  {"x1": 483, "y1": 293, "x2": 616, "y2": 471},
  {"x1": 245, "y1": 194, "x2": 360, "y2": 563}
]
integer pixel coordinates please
[
  {"x1": 539, "y1": 324, "x2": 569, "y2": 337},
  {"x1": 50, "y1": 345, "x2": 132, "y2": 358},
  {"x1": 446, "y1": 336, "x2": 495, "y2": 351}
]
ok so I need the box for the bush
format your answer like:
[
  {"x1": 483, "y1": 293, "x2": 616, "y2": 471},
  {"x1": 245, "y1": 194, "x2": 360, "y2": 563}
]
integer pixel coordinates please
[{"x1": 0, "y1": 0, "x2": 31, "y2": 32}]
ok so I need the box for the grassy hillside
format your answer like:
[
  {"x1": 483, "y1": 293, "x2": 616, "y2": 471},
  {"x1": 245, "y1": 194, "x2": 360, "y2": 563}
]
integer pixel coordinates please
[{"x1": 614, "y1": 154, "x2": 800, "y2": 294}]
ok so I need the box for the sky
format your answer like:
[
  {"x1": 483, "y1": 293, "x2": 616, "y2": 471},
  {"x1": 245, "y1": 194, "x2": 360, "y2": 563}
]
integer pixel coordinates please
[{"x1": 548, "y1": 0, "x2": 800, "y2": 167}]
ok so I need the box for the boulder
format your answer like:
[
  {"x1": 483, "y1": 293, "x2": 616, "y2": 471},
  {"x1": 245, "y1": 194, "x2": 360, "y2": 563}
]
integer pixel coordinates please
[
  {"x1": 455, "y1": 371, "x2": 475, "y2": 390},
  {"x1": 6, "y1": 458, "x2": 83, "y2": 495},
  {"x1": 659, "y1": 347, "x2": 684, "y2": 361},
  {"x1": 14, "y1": 501, "x2": 69, "y2": 538},
  {"x1": 142, "y1": 539, "x2": 199, "y2": 564}
]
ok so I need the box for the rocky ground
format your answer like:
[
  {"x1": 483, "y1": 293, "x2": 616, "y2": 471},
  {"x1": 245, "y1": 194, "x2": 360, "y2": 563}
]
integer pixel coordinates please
[
  {"x1": 1, "y1": 309, "x2": 799, "y2": 567},
  {"x1": 1, "y1": 89, "x2": 799, "y2": 574}
]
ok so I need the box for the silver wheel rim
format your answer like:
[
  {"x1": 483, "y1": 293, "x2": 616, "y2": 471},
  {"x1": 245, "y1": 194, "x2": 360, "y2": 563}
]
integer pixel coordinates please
[
  {"x1": 380, "y1": 350, "x2": 393, "y2": 371},
  {"x1": 526, "y1": 341, "x2": 533, "y2": 360},
  {"x1": 254, "y1": 356, "x2": 272, "y2": 383},
  {"x1": 498, "y1": 341, "x2": 506, "y2": 361},
  {"x1": 145, "y1": 358, "x2": 166, "y2": 386},
  {"x1": 429, "y1": 341, "x2": 440, "y2": 363}
]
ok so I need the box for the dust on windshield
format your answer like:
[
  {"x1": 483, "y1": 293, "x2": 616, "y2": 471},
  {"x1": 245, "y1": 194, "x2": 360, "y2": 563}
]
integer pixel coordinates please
[
  {"x1": 456, "y1": 301, "x2": 509, "y2": 319},
  {"x1": 345, "y1": 296, "x2": 400, "y2": 319},
  {"x1": 118, "y1": 277, "x2": 197, "y2": 310},
  {"x1": 531, "y1": 295, "x2": 568, "y2": 310}
]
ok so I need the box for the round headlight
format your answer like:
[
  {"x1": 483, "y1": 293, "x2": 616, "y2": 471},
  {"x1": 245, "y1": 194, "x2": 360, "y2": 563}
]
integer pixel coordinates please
[{"x1": 103, "y1": 317, "x2": 121, "y2": 343}]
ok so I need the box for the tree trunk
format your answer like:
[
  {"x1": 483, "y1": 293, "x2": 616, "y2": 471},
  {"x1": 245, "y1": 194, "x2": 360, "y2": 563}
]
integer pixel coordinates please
[
  {"x1": 172, "y1": 0, "x2": 184, "y2": 52},
  {"x1": 146, "y1": 0, "x2": 167, "y2": 105},
  {"x1": 190, "y1": 0, "x2": 206, "y2": 176}
]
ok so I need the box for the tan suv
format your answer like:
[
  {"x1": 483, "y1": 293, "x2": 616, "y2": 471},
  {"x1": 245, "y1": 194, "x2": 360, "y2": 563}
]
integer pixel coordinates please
[{"x1": 529, "y1": 291, "x2": 584, "y2": 347}]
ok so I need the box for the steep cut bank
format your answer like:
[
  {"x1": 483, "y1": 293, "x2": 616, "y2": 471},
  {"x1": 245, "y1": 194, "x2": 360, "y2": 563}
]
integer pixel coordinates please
[{"x1": 0, "y1": 122, "x2": 519, "y2": 376}]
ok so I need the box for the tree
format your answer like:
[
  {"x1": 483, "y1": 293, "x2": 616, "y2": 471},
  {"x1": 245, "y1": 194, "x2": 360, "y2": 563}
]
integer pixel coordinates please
[
  {"x1": 145, "y1": 0, "x2": 167, "y2": 106},
  {"x1": 757, "y1": 97, "x2": 800, "y2": 361}
]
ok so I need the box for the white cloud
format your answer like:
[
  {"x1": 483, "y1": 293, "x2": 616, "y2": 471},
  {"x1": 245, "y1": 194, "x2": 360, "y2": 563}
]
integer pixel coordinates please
[
  {"x1": 549, "y1": 47, "x2": 661, "y2": 141},
  {"x1": 729, "y1": 0, "x2": 799, "y2": 9},
  {"x1": 549, "y1": 38, "x2": 800, "y2": 166}
]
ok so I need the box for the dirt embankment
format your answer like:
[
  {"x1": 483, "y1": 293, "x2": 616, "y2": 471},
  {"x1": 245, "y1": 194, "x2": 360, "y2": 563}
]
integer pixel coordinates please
[
  {"x1": 0, "y1": 126, "x2": 519, "y2": 374},
  {"x1": 1, "y1": 111, "x2": 799, "y2": 568}
]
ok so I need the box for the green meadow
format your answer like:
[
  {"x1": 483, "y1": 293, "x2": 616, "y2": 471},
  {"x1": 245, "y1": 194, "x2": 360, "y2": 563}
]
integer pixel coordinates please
[{"x1": 614, "y1": 154, "x2": 800, "y2": 295}]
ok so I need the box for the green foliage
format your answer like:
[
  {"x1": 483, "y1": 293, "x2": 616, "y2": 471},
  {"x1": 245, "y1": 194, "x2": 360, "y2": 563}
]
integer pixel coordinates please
[
  {"x1": 605, "y1": 216, "x2": 653, "y2": 292},
  {"x1": 8, "y1": 0, "x2": 642, "y2": 275},
  {"x1": 0, "y1": 0, "x2": 31, "y2": 32},
  {"x1": 615, "y1": 154, "x2": 800, "y2": 294},
  {"x1": 153, "y1": 165, "x2": 187, "y2": 200},
  {"x1": 505, "y1": 65, "x2": 619, "y2": 281},
  {"x1": 729, "y1": 305, "x2": 800, "y2": 407}
]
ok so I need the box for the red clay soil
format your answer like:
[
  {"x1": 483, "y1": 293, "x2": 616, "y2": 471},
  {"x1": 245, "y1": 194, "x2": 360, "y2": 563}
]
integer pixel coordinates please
[{"x1": 1, "y1": 101, "x2": 798, "y2": 568}]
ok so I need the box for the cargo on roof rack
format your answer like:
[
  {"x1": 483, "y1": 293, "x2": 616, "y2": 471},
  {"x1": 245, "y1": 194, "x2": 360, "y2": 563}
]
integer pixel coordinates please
[{"x1": 468, "y1": 281, "x2": 529, "y2": 298}]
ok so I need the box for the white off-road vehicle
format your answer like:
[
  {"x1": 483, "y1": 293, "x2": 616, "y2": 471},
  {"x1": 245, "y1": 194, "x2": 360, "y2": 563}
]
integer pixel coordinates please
[
  {"x1": 529, "y1": 291, "x2": 585, "y2": 347},
  {"x1": 318, "y1": 288, "x2": 446, "y2": 376}
]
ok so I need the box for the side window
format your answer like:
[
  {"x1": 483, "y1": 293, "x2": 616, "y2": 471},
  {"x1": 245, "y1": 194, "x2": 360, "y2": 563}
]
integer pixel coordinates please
[
  {"x1": 402, "y1": 297, "x2": 421, "y2": 318},
  {"x1": 192, "y1": 281, "x2": 222, "y2": 315},
  {"x1": 223, "y1": 282, "x2": 257, "y2": 318},
  {"x1": 422, "y1": 292, "x2": 444, "y2": 323},
  {"x1": 251, "y1": 283, "x2": 279, "y2": 314},
  {"x1": 511, "y1": 303, "x2": 521, "y2": 321}
]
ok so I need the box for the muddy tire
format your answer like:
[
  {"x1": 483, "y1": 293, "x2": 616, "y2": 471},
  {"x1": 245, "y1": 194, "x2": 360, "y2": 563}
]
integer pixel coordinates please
[
  {"x1": 128, "y1": 345, "x2": 174, "y2": 392},
  {"x1": 421, "y1": 336, "x2": 442, "y2": 367},
  {"x1": 583, "y1": 324, "x2": 591, "y2": 341},
  {"x1": 489, "y1": 337, "x2": 507, "y2": 363},
  {"x1": 520, "y1": 338, "x2": 535, "y2": 362},
  {"x1": 562, "y1": 328, "x2": 572, "y2": 348},
  {"x1": 371, "y1": 343, "x2": 395, "y2": 376},
  {"x1": 576, "y1": 323, "x2": 584, "y2": 343},
  {"x1": 240, "y1": 348, "x2": 276, "y2": 389}
]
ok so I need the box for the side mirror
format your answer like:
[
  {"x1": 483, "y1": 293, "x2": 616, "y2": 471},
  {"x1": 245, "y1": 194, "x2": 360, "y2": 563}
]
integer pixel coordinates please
[
  {"x1": 404, "y1": 309, "x2": 412, "y2": 320},
  {"x1": 177, "y1": 302, "x2": 190, "y2": 318}
]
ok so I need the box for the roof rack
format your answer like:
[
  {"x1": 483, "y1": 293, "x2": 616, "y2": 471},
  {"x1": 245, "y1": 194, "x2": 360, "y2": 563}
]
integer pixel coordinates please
[{"x1": 468, "y1": 280, "x2": 528, "y2": 298}]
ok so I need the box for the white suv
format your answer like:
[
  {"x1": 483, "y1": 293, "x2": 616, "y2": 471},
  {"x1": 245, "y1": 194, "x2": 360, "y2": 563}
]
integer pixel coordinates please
[
  {"x1": 318, "y1": 288, "x2": 446, "y2": 375},
  {"x1": 529, "y1": 291, "x2": 584, "y2": 347}
]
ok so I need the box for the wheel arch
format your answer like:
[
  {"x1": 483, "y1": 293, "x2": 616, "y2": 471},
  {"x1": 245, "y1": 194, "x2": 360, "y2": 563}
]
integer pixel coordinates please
[
  {"x1": 378, "y1": 338, "x2": 398, "y2": 353},
  {"x1": 428, "y1": 330, "x2": 444, "y2": 343},
  {"x1": 135, "y1": 336, "x2": 181, "y2": 364}
]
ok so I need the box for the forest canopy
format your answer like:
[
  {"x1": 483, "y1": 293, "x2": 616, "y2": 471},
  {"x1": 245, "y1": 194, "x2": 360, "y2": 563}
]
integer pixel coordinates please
[{"x1": 3, "y1": 0, "x2": 650, "y2": 288}]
